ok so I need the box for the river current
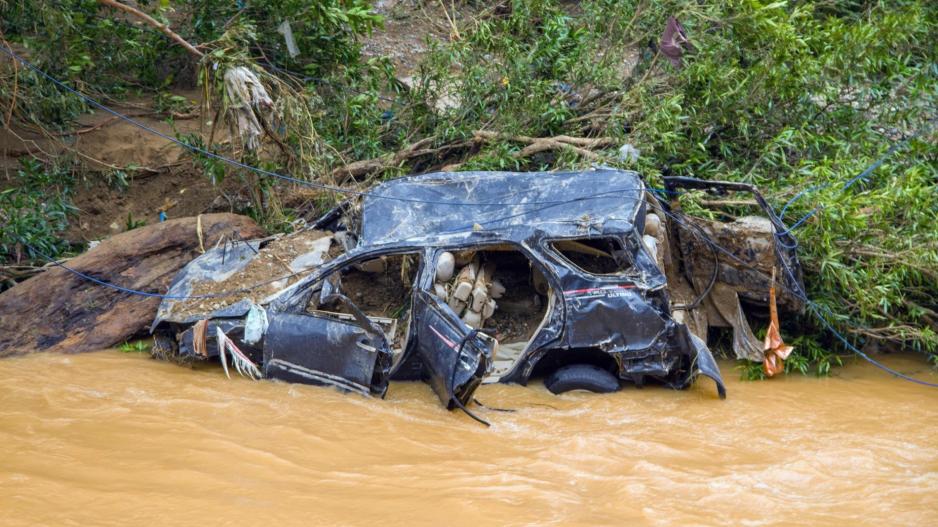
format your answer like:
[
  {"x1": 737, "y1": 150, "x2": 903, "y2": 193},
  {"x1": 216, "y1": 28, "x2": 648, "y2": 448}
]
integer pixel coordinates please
[{"x1": 1, "y1": 351, "x2": 935, "y2": 526}]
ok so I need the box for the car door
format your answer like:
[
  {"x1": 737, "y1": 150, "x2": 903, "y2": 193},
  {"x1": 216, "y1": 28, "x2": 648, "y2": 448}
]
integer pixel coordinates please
[
  {"x1": 264, "y1": 272, "x2": 394, "y2": 397},
  {"x1": 412, "y1": 289, "x2": 496, "y2": 409}
]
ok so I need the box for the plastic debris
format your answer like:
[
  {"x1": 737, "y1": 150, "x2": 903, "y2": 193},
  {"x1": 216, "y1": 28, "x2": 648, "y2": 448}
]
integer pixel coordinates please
[
  {"x1": 216, "y1": 326, "x2": 262, "y2": 380},
  {"x1": 618, "y1": 143, "x2": 641, "y2": 163},
  {"x1": 244, "y1": 304, "x2": 269, "y2": 345},
  {"x1": 660, "y1": 16, "x2": 692, "y2": 68},
  {"x1": 223, "y1": 66, "x2": 274, "y2": 151},
  {"x1": 277, "y1": 20, "x2": 300, "y2": 58}
]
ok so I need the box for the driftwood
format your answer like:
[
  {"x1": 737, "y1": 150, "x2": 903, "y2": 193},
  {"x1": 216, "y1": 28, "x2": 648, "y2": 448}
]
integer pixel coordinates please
[
  {"x1": 473, "y1": 130, "x2": 616, "y2": 160},
  {"x1": 331, "y1": 137, "x2": 471, "y2": 182},
  {"x1": 333, "y1": 131, "x2": 614, "y2": 180},
  {"x1": 0, "y1": 214, "x2": 265, "y2": 357}
]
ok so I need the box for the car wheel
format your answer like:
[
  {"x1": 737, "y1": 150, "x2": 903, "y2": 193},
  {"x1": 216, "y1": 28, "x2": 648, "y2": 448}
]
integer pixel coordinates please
[{"x1": 544, "y1": 364, "x2": 620, "y2": 394}]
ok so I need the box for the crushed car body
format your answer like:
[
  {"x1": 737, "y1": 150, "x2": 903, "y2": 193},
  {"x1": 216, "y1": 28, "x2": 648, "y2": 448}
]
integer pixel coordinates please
[{"x1": 151, "y1": 168, "x2": 806, "y2": 412}]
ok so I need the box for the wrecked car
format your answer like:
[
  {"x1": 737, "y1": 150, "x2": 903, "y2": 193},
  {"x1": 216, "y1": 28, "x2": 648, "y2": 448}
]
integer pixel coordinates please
[{"x1": 151, "y1": 168, "x2": 805, "y2": 413}]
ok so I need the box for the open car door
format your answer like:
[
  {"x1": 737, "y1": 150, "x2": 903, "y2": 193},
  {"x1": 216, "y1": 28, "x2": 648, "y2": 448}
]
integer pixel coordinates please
[
  {"x1": 413, "y1": 289, "x2": 496, "y2": 410},
  {"x1": 264, "y1": 275, "x2": 394, "y2": 397}
]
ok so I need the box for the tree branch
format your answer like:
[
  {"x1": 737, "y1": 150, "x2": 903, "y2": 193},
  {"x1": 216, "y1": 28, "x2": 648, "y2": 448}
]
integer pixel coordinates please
[
  {"x1": 97, "y1": 0, "x2": 204, "y2": 59},
  {"x1": 473, "y1": 130, "x2": 615, "y2": 160},
  {"x1": 330, "y1": 137, "x2": 472, "y2": 182}
]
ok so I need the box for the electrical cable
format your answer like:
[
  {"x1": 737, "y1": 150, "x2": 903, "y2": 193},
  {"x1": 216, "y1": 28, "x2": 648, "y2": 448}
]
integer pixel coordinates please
[
  {"x1": 775, "y1": 120, "x2": 933, "y2": 237},
  {"x1": 671, "y1": 221, "x2": 719, "y2": 311}
]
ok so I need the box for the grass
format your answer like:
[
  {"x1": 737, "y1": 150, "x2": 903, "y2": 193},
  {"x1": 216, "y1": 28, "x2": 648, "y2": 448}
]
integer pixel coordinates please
[{"x1": 118, "y1": 340, "x2": 152, "y2": 353}]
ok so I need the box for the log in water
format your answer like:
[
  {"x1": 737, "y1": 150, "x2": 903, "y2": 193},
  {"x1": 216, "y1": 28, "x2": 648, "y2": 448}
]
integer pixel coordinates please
[{"x1": 1, "y1": 351, "x2": 935, "y2": 526}]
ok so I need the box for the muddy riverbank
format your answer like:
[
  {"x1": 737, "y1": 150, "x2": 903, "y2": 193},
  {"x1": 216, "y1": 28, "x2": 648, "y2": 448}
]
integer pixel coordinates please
[{"x1": 0, "y1": 352, "x2": 935, "y2": 526}]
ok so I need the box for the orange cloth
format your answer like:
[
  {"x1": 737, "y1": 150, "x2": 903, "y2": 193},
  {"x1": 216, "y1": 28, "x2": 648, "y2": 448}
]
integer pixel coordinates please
[{"x1": 763, "y1": 282, "x2": 794, "y2": 377}]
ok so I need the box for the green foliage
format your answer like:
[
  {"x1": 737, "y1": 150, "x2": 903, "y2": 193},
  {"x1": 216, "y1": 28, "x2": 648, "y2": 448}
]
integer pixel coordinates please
[
  {"x1": 124, "y1": 213, "x2": 147, "y2": 231},
  {"x1": 118, "y1": 339, "x2": 151, "y2": 353},
  {"x1": 0, "y1": 159, "x2": 75, "y2": 264},
  {"x1": 647, "y1": 1, "x2": 938, "y2": 365},
  {"x1": 186, "y1": 0, "x2": 382, "y2": 76},
  {"x1": 1, "y1": 0, "x2": 935, "y2": 370}
]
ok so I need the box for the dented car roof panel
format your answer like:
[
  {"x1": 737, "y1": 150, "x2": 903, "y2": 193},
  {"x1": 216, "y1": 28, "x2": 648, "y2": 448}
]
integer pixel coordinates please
[{"x1": 360, "y1": 168, "x2": 645, "y2": 245}]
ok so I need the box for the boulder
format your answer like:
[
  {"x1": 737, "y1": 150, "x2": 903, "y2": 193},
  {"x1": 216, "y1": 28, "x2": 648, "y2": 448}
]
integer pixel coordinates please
[{"x1": 0, "y1": 214, "x2": 265, "y2": 357}]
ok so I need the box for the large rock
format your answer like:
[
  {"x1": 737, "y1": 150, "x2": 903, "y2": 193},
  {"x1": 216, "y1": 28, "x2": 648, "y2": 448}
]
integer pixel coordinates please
[{"x1": 0, "y1": 214, "x2": 265, "y2": 357}]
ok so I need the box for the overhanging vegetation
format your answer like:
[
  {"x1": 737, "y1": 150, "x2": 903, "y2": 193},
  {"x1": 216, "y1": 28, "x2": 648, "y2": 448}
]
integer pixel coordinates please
[{"x1": 1, "y1": 0, "x2": 935, "y2": 371}]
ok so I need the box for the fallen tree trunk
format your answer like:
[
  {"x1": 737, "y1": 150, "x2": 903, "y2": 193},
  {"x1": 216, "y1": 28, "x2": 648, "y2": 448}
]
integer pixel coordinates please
[
  {"x1": 0, "y1": 214, "x2": 264, "y2": 357},
  {"x1": 331, "y1": 137, "x2": 471, "y2": 182}
]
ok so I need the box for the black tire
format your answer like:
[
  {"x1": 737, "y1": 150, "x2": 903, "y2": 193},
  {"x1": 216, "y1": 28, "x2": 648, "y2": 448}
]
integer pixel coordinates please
[{"x1": 544, "y1": 364, "x2": 620, "y2": 394}]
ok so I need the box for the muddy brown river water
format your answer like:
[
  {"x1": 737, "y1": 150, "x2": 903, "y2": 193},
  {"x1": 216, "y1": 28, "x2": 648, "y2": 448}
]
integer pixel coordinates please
[{"x1": 1, "y1": 351, "x2": 936, "y2": 526}]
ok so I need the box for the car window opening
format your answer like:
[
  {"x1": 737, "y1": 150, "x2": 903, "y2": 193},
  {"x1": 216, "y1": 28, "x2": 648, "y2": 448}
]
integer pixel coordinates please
[
  {"x1": 431, "y1": 247, "x2": 551, "y2": 380},
  {"x1": 307, "y1": 254, "x2": 419, "y2": 356},
  {"x1": 550, "y1": 237, "x2": 633, "y2": 275}
]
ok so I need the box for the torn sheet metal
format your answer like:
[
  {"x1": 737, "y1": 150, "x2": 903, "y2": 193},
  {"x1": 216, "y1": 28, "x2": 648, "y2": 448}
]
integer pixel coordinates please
[
  {"x1": 660, "y1": 176, "x2": 806, "y2": 363},
  {"x1": 149, "y1": 168, "x2": 810, "y2": 414}
]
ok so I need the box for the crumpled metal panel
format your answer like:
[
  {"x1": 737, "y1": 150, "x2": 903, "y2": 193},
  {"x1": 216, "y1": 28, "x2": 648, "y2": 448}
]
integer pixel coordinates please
[
  {"x1": 412, "y1": 290, "x2": 494, "y2": 408},
  {"x1": 264, "y1": 311, "x2": 391, "y2": 397},
  {"x1": 151, "y1": 239, "x2": 267, "y2": 330},
  {"x1": 360, "y1": 168, "x2": 644, "y2": 246},
  {"x1": 153, "y1": 169, "x2": 743, "y2": 409}
]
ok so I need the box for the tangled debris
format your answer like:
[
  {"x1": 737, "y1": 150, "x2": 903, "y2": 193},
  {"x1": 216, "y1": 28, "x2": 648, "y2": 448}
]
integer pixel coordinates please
[{"x1": 159, "y1": 229, "x2": 334, "y2": 322}]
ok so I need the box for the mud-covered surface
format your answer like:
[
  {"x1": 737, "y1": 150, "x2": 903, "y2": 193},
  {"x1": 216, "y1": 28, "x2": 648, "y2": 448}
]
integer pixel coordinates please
[
  {"x1": 0, "y1": 90, "x2": 251, "y2": 244},
  {"x1": 474, "y1": 250, "x2": 547, "y2": 344},
  {"x1": 364, "y1": 1, "x2": 452, "y2": 75},
  {"x1": 338, "y1": 254, "x2": 417, "y2": 318},
  {"x1": 66, "y1": 166, "x2": 244, "y2": 243},
  {"x1": 169, "y1": 230, "x2": 334, "y2": 320}
]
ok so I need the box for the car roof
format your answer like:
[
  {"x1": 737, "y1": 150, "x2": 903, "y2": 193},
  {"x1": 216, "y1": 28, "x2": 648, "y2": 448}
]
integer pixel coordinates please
[{"x1": 359, "y1": 168, "x2": 645, "y2": 245}]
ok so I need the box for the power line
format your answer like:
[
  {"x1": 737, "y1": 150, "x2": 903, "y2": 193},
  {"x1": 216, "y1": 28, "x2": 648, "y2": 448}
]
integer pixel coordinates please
[{"x1": 775, "y1": 121, "x2": 933, "y2": 239}]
